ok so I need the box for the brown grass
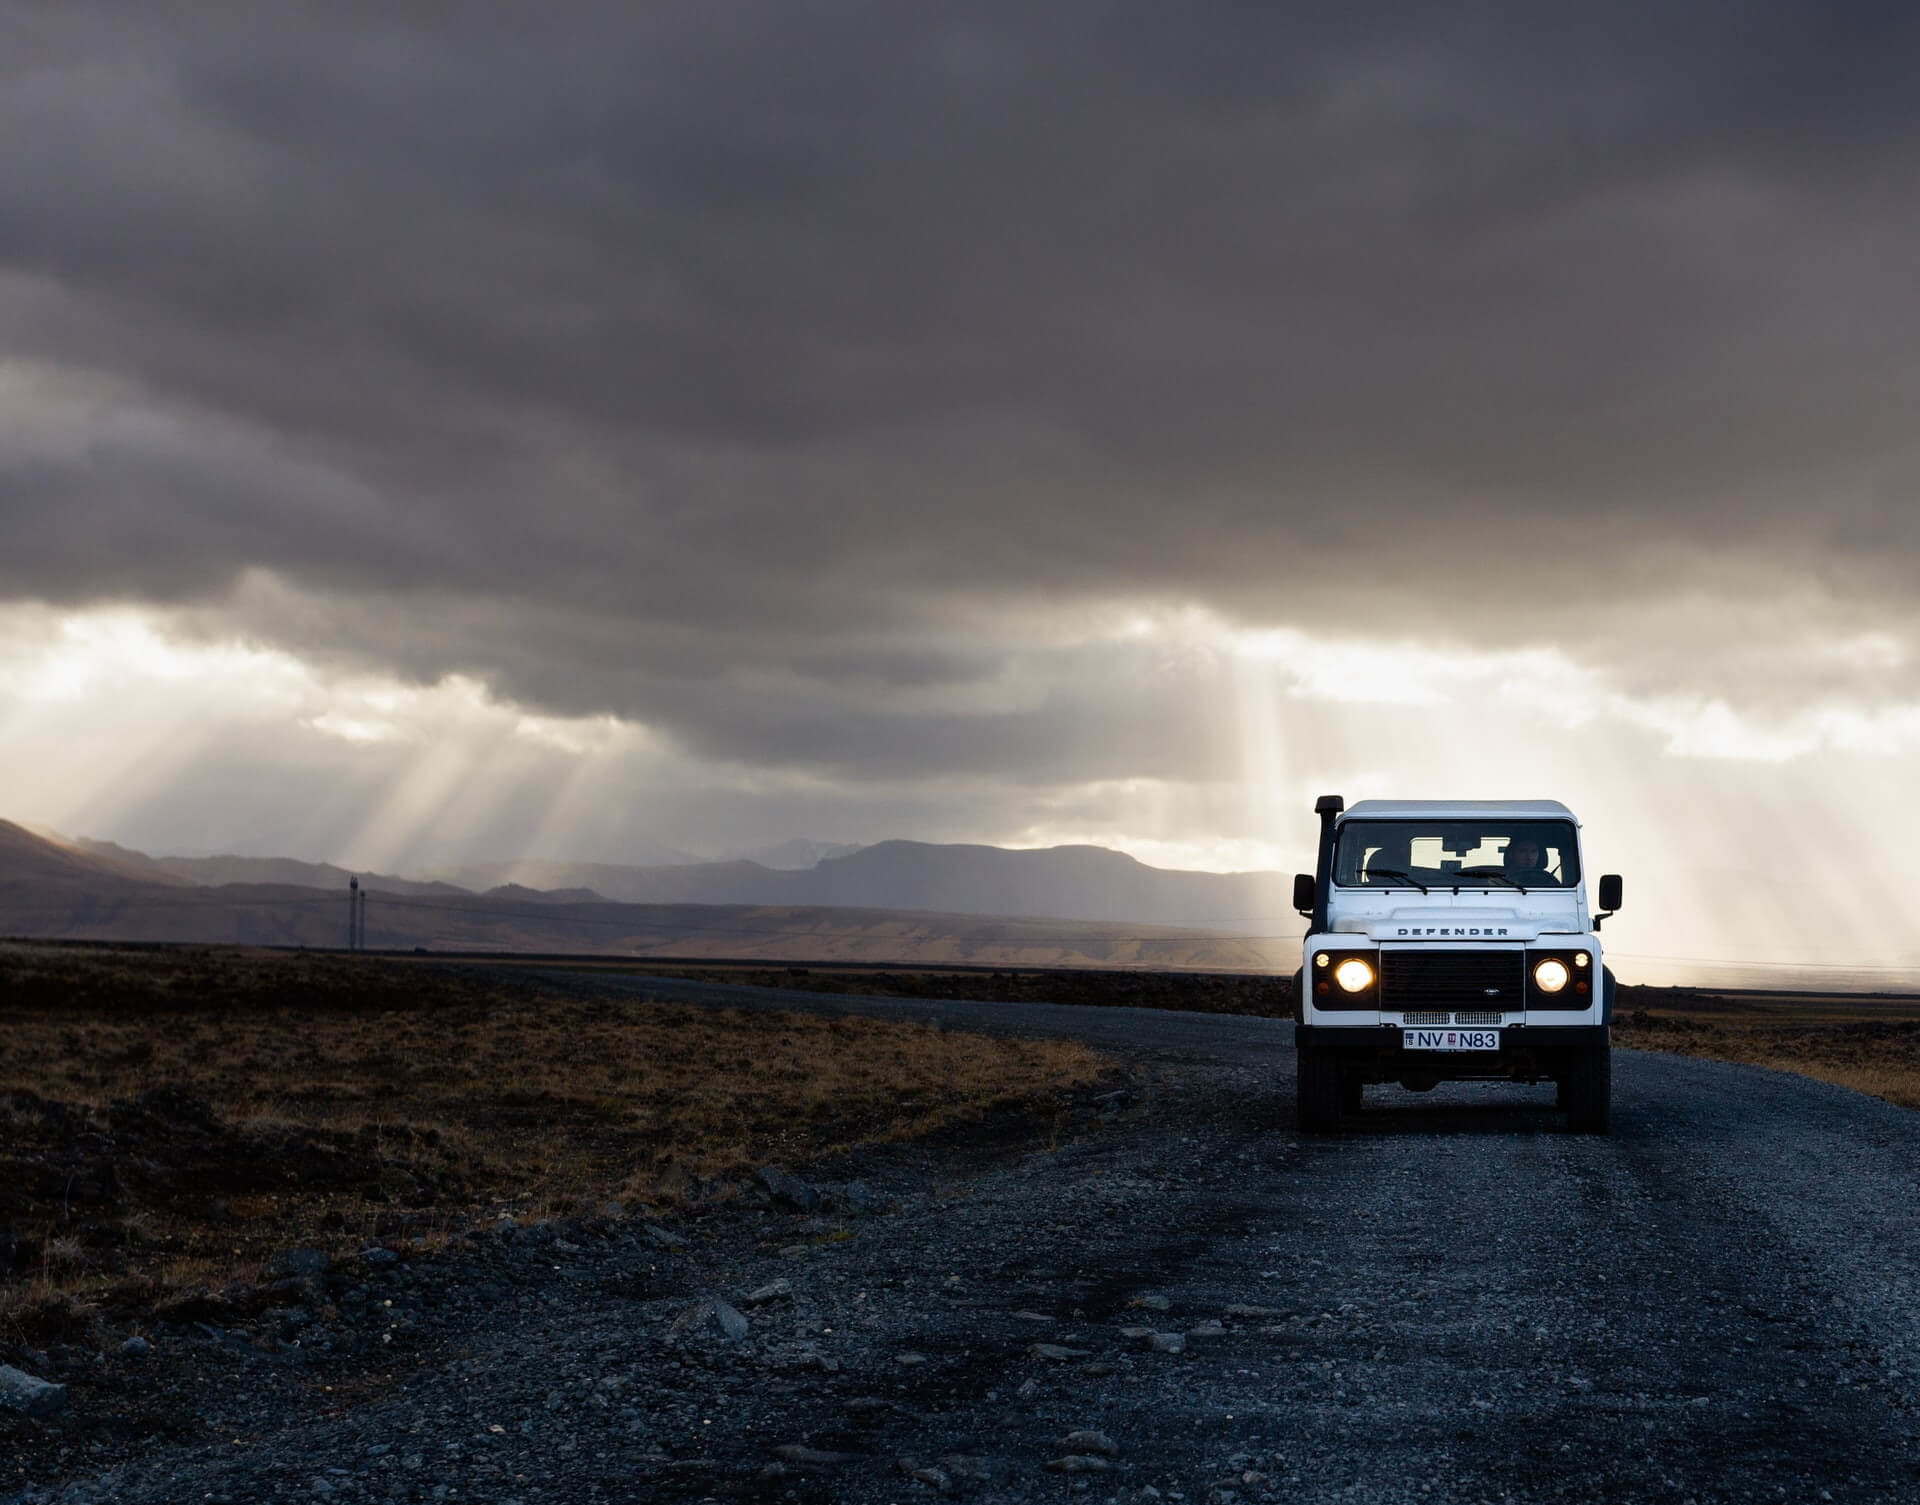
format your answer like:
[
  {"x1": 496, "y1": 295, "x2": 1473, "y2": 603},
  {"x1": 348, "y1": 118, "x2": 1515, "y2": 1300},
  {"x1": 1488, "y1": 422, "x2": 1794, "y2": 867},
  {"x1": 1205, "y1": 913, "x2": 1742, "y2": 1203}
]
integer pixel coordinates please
[
  {"x1": 1614, "y1": 987, "x2": 1920, "y2": 1111},
  {"x1": 0, "y1": 942, "x2": 1112, "y2": 1327}
]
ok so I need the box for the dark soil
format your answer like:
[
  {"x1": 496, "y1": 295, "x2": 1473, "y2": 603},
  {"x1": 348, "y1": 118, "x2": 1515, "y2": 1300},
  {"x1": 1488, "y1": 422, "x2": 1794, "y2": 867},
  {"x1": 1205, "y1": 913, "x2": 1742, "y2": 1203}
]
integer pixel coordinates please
[{"x1": 614, "y1": 965, "x2": 1295, "y2": 1016}]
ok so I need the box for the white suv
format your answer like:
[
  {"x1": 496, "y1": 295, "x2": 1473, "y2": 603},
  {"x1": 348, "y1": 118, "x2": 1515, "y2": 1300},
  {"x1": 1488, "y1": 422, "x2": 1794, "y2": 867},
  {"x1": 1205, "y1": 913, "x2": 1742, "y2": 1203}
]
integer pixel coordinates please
[{"x1": 1291, "y1": 796, "x2": 1622, "y2": 1134}]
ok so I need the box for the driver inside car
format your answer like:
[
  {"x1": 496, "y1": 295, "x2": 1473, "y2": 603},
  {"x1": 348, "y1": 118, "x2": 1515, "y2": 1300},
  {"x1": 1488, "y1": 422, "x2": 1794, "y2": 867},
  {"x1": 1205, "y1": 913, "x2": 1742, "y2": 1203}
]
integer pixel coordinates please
[{"x1": 1502, "y1": 836, "x2": 1556, "y2": 887}]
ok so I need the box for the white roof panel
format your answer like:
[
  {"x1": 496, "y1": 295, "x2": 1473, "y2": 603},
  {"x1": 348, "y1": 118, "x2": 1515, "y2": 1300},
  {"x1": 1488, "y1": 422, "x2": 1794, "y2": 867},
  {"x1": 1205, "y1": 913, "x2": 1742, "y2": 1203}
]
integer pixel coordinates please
[{"x1": 1339, "y1": 799, "x2": 1576, "y2": 822}]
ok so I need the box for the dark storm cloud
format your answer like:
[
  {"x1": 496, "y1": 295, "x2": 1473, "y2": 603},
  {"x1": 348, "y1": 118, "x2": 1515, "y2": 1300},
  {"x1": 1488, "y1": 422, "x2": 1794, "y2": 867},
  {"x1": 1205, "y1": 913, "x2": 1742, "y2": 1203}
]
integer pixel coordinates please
[{"x1": 7, "y1": 0, "x2": 1920, "y2": 773}]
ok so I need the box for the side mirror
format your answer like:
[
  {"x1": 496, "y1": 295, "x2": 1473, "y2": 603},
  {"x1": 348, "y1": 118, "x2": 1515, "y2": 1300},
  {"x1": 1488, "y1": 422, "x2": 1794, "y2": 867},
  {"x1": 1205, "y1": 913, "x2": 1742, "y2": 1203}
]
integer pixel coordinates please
[
  {"x1": 1292, "y1": 873, "x2": 1316, "y2": 915},
  {"x1": 1597, "y1": 874, "x2": 1622, "y2": 913}
]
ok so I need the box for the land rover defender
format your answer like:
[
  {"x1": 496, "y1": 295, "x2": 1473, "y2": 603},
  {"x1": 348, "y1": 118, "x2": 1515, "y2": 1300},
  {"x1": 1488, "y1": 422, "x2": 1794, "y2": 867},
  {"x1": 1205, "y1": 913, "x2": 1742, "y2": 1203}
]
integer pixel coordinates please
[{"x1": 1291, "y1": 796, "x2": 1622, "y2": 1134}]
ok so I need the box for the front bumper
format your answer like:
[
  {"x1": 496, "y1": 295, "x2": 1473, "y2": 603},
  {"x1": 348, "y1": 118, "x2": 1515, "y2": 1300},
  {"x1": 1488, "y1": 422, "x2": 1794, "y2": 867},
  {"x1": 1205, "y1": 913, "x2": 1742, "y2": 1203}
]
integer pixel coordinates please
[{"x1": 1296, "y1": 1023, "x2": 1608, "y2": 1083}]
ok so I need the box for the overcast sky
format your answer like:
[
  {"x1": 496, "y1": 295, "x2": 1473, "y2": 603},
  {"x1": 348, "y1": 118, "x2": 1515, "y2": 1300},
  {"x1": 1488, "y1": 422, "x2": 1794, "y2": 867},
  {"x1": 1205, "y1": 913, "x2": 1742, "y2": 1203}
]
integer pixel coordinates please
[{"x1": 4, "y1": 3, "x2": 1919, "y2": 982}]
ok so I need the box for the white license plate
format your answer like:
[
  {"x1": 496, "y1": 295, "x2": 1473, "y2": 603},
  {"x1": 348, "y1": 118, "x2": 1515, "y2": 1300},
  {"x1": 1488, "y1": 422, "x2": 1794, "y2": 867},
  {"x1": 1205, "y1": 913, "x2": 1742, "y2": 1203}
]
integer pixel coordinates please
[{"x1": 1403, "y1": 1027, "x2": 1501, "y2": 1052}]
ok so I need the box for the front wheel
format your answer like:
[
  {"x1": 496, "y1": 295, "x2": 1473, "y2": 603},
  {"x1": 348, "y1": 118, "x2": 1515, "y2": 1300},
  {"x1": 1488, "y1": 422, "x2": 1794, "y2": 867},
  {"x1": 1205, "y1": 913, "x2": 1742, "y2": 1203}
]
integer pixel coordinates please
[
  {"x1": 1297, "y1": 1045, "x2": 1341, "y2": 1135},
  {"x1": 1564, "y1": 1038, "x2": 1611, "y2": 1135}
]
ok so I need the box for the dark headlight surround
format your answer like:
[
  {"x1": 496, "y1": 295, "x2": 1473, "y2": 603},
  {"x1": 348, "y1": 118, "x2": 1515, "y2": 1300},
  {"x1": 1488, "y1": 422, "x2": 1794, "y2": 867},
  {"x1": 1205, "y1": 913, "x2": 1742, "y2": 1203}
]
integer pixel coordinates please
[
  {"x1": 1309, "y1": 947, "x2": 1380, "y2": 1010},
  {"x1": 1525, "y1": 948, "x2": 1594, "y2": 1007}
]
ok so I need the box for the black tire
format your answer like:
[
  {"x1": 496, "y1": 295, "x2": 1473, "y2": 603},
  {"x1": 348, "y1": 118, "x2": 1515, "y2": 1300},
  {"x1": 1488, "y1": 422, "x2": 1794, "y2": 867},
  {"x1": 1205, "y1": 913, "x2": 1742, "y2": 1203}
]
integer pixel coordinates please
[
  {"x1": 1340, "y1": 1072, "x2": 1363, "y2": 1114},
  {"x1": 1297, "y1": 1044, "x2": 1341, "y2": 1134},
  {"x1": 1564, "y1": 1036, "x2": 1612, "y2": 1135},
  {"x1": 1555, "y1": 1077, "x2": 1571, "y2": 1109}
]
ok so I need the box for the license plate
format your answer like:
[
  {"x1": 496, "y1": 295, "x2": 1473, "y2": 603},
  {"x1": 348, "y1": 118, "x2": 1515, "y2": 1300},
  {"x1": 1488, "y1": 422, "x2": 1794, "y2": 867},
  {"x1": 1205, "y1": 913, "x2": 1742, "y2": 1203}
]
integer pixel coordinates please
[{"x1": 1403, "y1": 1027, "x2": 1500, "y2": 1052}]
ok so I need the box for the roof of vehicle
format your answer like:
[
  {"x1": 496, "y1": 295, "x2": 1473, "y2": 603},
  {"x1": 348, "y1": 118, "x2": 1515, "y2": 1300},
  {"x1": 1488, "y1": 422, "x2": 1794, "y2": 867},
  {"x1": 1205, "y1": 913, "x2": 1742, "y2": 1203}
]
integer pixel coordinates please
[{"x1": 1338, "y1": 799, "x2": 1576, "y2": 822}]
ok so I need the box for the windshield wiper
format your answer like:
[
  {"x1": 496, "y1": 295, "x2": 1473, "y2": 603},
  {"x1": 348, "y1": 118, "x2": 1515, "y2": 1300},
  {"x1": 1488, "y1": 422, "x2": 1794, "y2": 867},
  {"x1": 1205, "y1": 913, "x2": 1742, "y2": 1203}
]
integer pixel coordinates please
[
  {"x1": 1454, "y1": 866, "x2": 1527, "y2": 892},
  {"x1": 1362, "y1": 866, "x2": 1429, "y2": 894}
]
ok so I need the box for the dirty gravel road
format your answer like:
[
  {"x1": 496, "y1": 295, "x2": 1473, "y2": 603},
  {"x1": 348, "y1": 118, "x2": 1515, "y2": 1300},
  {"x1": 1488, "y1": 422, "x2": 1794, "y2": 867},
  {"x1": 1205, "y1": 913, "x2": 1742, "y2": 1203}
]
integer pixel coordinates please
[{"x1": 12, "y1": 972, "x2": 1920, "y2": 1505}]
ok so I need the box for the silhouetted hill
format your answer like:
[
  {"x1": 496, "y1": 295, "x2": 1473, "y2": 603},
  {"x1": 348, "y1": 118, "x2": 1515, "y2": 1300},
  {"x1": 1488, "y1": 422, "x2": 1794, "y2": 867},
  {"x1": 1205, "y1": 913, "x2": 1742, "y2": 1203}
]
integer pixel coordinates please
[
  {"x1": 406, "y1": 841, "x2": 1296, "y2": 929},
  {"x1": 799, "y1": 841, "x2": 1295, "y2": 929},
  {"x1": 727, "y1": 838, "x2": 864, "y2": 869},
  {"x1": 432, "y1": 859, "x2": 778, "y2": 905},
  {"x1": 484, "y1": 884, "x2": 606, "y2": 904},
  {"x1": 0, "y1": 822, "x2": 171, "y2": 888},
  {"x1": 81, "y1": 847, "x2": 469, "y2": 898},
  {"x1": 437, "y1": 844, "x2": 702, "y2": 891}
]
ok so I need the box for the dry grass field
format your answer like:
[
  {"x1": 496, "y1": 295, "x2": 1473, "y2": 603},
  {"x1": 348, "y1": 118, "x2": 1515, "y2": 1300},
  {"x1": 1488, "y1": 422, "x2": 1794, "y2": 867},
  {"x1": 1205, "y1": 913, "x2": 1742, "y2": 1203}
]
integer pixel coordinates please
[
  {"x1": 0, "y1": 942, "x2": 1111, "y2": 1337},
  {"x1": 1614, "y1": 987, "x2": 1920, "y2": 1110}
]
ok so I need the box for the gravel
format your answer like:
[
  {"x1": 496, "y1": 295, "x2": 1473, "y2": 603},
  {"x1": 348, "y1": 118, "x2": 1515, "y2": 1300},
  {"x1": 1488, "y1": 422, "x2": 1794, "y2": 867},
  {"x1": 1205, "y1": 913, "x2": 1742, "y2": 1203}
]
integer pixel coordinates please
[{"x1": 6, "y1": 973, "x2": 1920, "y2": 1503}]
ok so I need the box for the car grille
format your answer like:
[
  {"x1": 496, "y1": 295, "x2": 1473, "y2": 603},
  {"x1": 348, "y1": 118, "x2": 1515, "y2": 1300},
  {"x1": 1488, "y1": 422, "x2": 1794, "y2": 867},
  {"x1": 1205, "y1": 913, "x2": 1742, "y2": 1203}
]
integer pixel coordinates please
[
  {"x1": 1397, "y1": 1008, "x2": 1507, "y2": 1027},
  {"x1": 1380, "y1": 949, "x2": 1525, "y2": 1009}
]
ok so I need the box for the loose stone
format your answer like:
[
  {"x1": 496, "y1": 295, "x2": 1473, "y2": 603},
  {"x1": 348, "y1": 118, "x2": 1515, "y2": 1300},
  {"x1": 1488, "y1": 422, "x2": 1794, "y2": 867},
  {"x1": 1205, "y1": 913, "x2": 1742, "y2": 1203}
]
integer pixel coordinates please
[
  {"x1": 772, "y1": 1443, "x2": 862, "y2": 1464},
  {"x1": 755, "y1": 1165, "x2": 823, "y2": 1213},
  {"x1": 0, "y1": 1365, "x2": 68, "y2": 1417},
  {"x1": 666, "y1": 1298, "x2": 749, "y2": 1344}
]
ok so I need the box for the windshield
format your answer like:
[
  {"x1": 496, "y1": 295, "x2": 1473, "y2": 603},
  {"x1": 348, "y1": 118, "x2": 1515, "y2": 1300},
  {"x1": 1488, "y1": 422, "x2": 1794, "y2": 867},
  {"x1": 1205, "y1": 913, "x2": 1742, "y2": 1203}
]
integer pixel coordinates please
[{"x1": 1333, "y1": 819, "x2": 1580, "y2": 889}]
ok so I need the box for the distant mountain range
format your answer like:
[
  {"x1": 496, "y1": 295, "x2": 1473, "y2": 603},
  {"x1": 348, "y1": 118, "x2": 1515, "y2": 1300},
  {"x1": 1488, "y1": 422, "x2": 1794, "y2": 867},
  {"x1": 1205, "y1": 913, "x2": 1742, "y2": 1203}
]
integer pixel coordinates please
[
  {"x1": 58, "y1": 831, "x2": 1298, "y2": 930},
  {"x1": 0, "y1": 821, "x2": 1298, "y2": 970},
  {"x1": 431, "y1": 838, "x2": 863, "y2": 885},
  {"x1": 407, "y1": 842, "x2": 1292, "y2": 929},
  {"x1": 75, "y1": 840, "x2": 467, "y2": 897},
  {"x1": 721, "y1": 837, "x2": 866, "y2": 870}
]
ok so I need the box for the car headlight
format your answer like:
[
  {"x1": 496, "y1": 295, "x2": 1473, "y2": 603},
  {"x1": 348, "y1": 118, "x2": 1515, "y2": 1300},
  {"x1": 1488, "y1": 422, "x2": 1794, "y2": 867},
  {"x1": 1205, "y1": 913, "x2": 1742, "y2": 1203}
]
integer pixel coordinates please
[
  {"x1": 1333, "y1": 957, "x2": 1375, "y2": 994},
  {"x1": 1533, "y1": 958, "x2": 1571, "y2": 993}
]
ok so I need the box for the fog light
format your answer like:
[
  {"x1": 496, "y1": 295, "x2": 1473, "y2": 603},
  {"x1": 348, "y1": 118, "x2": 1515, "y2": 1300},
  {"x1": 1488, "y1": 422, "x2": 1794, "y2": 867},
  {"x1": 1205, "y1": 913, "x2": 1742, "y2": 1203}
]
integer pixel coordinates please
[
  {"x1": 1315, "y1": 952, "x2": 1330, "y2": 968},
  {"x1": 1534, "y1": 958, "x2": 1571, "y2": 993},
  {"x1": 1333, "y1": 957, "x2": 1375, "y2": 994},
  {"x1": 1574, "y1": 951, "x2": 1590, "y2": 968}
]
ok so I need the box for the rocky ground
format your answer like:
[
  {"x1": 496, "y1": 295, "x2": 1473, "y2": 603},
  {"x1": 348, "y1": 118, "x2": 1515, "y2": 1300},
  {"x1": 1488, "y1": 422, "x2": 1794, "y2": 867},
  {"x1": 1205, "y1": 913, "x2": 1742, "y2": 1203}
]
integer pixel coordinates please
[{"x1": 7, "y1": 974, "x2": 1920, "y2": 1503}]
